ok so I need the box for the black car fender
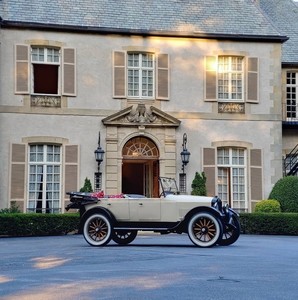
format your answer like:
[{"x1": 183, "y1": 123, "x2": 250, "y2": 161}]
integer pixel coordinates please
[
  {"x1": 79, "y1": 207, "x2": 117, "y2": 233},
  {"x1": 183, "y1": 206, "x2": 223, "y2": 226}
]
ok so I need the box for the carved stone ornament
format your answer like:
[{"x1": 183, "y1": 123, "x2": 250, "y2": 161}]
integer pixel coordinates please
[
  {"x1": 31, "y1": 95, "x2": 61, "y2": 107},
  {"x1": 127, "y1": 104, "x2": 157, "y2": 123},
  {"x1": 218, "y1": 102, "x2": 245, "y2": 113}
]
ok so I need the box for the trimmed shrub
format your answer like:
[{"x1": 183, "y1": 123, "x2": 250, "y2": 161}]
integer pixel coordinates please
[
  {"x1": 240, "y1": 213, "x2": 298, "y2": 235},
  {"x1": 269, "y1": 176, "x2": 298, "y2": 212},
  {"x1": 80, "y1": 177, "x2": 93, "y2": 192},
  {"x1": 191, "y1": 172, "x2": 207, "y2": 196},
  {"x1": 255, "y1": 199, "x2": 281, "y2": 213},
  {"x1": 0, "y1": 213, "x2": 79, "y2": 237}
]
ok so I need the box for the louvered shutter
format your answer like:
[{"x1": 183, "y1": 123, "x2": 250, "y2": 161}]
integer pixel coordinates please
[
  {"x1": 64, "y1": 145, "x2": 79, "y2": 196},
  {"x1": 247, "y1": 57, "x2": 259, "y2": 103},
  {"x1": 113, "y1": 51, "x2": 126, "y2": 98},
  {"x1": 10, "y1": 144, "x2": 26, "y2": 201},
  {"x1": 62, "y1": 48, "x2": 76, "y2": 96},
  {"x1": 203, "y1": 148, "x2": 216, "y2": 196},
  {"x1": 250, "y1": 149, "x2": 263, "y2": 201},
  {"x1": 156, "y1": 53, "x2": 169, "y2": 100},
  {"x1": 205, "y1": 56, "x2": 217, "y2": 101},
  {"x1": 15, "y1": 45, "x2": 30, "y2": 94}
]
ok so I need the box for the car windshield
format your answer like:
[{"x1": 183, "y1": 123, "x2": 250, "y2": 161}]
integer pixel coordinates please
[{"x1": 159, "y1": 177, "x2": 179, "y2": 196}]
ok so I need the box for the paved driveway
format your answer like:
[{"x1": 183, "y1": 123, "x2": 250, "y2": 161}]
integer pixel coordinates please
[{"x1": 0, "y1": 233, "x2": 297, "y2": 300}]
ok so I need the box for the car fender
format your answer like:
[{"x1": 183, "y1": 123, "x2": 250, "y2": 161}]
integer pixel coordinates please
[
  {"x1": 184, "y1": 206, "x2": 223, "y2": 223},
  {"x1": 79, "y1": 207, "x2": 116, "y2": 233}
]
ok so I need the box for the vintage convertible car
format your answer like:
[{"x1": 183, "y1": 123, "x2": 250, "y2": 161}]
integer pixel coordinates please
[{"x1": 66, "y1": 177, "x2": 240, "y2": 248}]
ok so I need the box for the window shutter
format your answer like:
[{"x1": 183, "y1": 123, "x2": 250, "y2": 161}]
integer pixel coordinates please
[
  {"x1": 205, "y1": 56, "x2": 217, "y2": 101},
  {"x1": 64, "y1": 145, "x2": 79, "y2": 195},
  {"x1": 113, "y1": 51, "x2": 126, "y2": 98},
  {"x1": 203, "y1": 148, "x2": 216, "y2": 196},
  {"x1": 156, "y1": 53, "x2": 169, "y2": 100},
  {"x1": 247, "y1": 57, "x2": 259, "y2": 103},
  {"x1": 62, "y1": 48, "x2": 76, "y2": 96},
  {"x1": 250, "y1": 149, "x2": 263, "y2": 201},
  {"x1": 10, "y1": 144, "x2": 26, "y2": 200},
  {"x1": 15, "y1": 45, "x2": 30, "y2": 94}
]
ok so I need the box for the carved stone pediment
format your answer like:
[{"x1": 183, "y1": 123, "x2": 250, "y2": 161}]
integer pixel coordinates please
[{"x1": 102, "y1": 104, "x2": 181, "y2": 127}]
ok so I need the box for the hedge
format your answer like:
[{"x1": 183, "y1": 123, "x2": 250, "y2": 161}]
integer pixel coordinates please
[
  {"x1": 0, "y1": 213, "x2": 79, "y2": 237},
  {"x1": 240, "y1": 213, "x2": 298, "y2": 235},
  {"x1": 1, "y1": 212, "x2": 298, "y2": 237}
]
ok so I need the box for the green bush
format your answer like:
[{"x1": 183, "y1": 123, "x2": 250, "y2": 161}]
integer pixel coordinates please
[
  {"x1": 255, "y1": 199, "x2": 281, "y2": 213},
  {"x1": 0, "y1": 201, "x2": 21, "y2": 214},
  {"x1": 191, "y1": 172, "x2": 207, "y2": 196},
  {"x1": 0, "y1": 213, "x2": 79, "y2": 237},
  {"x1": 80, "y1": 177, "x2": 93, "y2": 192},
  {"x1": 239, "y1": 213, "x2": 298, "y2": 235},
  {"x1": 269, "y1": 176, "x2": 298, "y2": 212}
]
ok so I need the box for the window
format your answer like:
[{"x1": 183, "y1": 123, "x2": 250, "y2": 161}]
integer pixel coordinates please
[
  {"x1": 218, "y1": 56, "x2": 244, "y2": 101},
  {"x1": 127, "y1": 53, "x2": 154, "y2": 98},
  {"x1": 15, "y1": 44, "x2": 76, "y2": 97},
  {"x1": 28, "y1": 145, "x2": 61, "y2": 213},
  {"x1": 286, "y1": 72, "x2": 298, "y2": 120},
  {"x1": 31, "y1": 47, "x2": 60, "y2": 95},
  {"x1": 205, "y1": 56, "x2": 258, "y2": 103},
  {"x1": 113, "y1": 51, "x2": 169, "y2": 100},
  {"x1": 217, "y1": 148, "x2": 247, "y2": 210}
]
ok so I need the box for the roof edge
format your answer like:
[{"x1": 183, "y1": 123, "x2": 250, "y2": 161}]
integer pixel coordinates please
[
  {"x1": 282, "y1": 62, "x2": 298, "y2": 68},
  {"x1": 0, "y1": 20, "x2": 289, "y2": 43}
]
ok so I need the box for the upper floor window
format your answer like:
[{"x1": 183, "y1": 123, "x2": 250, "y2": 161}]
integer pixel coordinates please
[
  {"x1": 113, "y1": 51, "x2": 169, "y2": 100},
  {"x1": 218, "y1": 56, "x2": 244, "y2": 101},
  {"x1": 127, "y1": 53, "x2": 154, "y2": 98},
  {"x1": 15, "y1": 44, "x2": 76, "y2": 97},
  {"x1": 286, "y1": 72, "x2": 298, "y2": 120},
  {"x1": 31, "y1": 47, "x2": 60, "y2": 95},
  {"x1": 205, "y1": 55, "x2": 258, "y2": 104}
]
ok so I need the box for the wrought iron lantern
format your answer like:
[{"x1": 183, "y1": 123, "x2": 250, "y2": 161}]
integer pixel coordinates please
[
  {"x1": 179, "y1": 133, "x2": 190, "y2": 194},
  {"x1": 94, "y1": 132, "x2": 105, "y2": 191}
]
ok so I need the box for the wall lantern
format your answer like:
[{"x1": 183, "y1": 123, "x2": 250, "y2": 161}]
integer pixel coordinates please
[
  {"x1": 179, "y1": 133, "x2": 190, "y2": 194},
  {"x1": 180, "y1": 133, "x2": 190, "y2": 173},
  {"x1": 94, "y1": 132, "x2": 105, "y2": 191}
]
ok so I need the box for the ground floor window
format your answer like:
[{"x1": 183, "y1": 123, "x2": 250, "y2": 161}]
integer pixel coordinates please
[
  {"x1": 217, "y1": 147, "x2": 247, "y2": 210},
  {"x1": 28, "y1": 145, "x2": 61, "y2": 213}
]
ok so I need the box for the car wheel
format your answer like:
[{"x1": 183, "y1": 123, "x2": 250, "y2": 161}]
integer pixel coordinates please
[
  {"x1": 188, "y1": 212, "x2": 223, "y2": 247},
  {"x1": 112, "y1": 230, "x2": 138, "y2": 245},
  {"x1": 83, "y1": 213, "x2": 112, "y2": 246},
  {"x1": 218, "y1": 215, "x2": 241, "y2": 246}
]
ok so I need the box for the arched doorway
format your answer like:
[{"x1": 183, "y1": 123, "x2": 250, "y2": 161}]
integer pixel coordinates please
[{"x1": 122, "y1": 137, "x2": 159, "y2": 197}]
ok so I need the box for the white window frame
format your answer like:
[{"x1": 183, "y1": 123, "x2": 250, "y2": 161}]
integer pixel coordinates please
[
  {"x1": 217, "y1": 147, "x2": 247, "y2": 211},
  {"x1": 286, "y1": 71, "x2": 298, "y2": 121},
  {"x1": 27, "y1": 144, "x2": 62, "y2": 213},
  {"x1": 127, "y1": 52, "x2": 155, "y2": 99},
  {"x1": 218, "y1": 56, "x2": 244, "y2": 102},
  {"x1": 31, "y1": 46, "x2": 61, "y2": 96}
]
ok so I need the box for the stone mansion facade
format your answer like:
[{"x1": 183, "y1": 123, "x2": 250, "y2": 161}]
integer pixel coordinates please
[{"x1": 0, "y1": 0, "x2": 297, "y2": 213}]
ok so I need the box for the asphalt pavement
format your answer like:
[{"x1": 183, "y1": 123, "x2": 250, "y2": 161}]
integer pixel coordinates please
[{"x1": 0, "y1": 233, "x2": 297, "y2": 300}]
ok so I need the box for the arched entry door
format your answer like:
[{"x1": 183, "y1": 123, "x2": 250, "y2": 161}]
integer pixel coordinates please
[{"x1": 122, "y1": 137, "x2": 159, "y2": 197}]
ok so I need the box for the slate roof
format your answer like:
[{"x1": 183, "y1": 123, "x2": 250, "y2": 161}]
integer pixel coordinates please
[
  {"x1": 0, "y1": 0, "x2": 285, "y2": 40},
  {"x1": 258, "y1": 0, "x2": 298, "y2": 64}
]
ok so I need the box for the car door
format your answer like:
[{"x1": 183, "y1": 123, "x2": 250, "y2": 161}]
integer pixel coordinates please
[{"x1": 129, "y1": 198, "x2": 161, "y2": 221}]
